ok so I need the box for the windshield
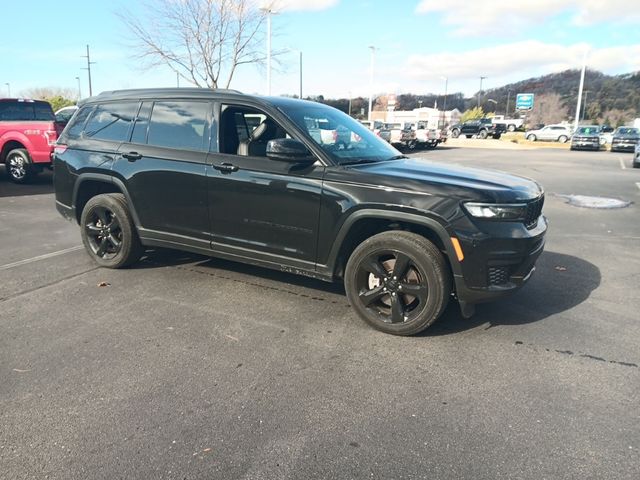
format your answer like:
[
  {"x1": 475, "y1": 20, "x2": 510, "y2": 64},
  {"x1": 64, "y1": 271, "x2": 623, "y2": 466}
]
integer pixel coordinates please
[
  {"x1": 616, "y1": 127, "x2": 639, "y2": 135},
  {"x1": 576, "y1": 126, "x2": 600, "y2": 135},
  {"x1": 279, "y1": 103, "x2": 400, "y2": 164}
]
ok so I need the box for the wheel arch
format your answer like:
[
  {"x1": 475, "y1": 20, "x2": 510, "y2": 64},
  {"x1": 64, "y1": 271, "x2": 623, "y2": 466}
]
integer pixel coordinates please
[
  {"x1": 1, "y1": 139, "x2": 28, "y2": 163},
  {"x1": 324, "y1": 209, "x2": 462, "y2": 281},
  {"x1": 73, "y1": 174, "x2": 142, "y2": 227}
]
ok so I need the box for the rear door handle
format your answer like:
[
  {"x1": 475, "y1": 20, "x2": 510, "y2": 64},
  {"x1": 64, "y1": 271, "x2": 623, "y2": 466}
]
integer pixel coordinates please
[
  {"x1": 213, "y1": 162, "x2": 239, "y2": 173},
  {"x1": 122, "y1": 152, "x2": 142, "y2": 162}
]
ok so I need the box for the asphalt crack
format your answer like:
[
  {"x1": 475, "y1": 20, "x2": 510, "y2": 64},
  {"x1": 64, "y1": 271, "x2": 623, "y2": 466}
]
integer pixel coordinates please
[{"x1": 515, "y1": 341, "x2": 638, "y2": 368}]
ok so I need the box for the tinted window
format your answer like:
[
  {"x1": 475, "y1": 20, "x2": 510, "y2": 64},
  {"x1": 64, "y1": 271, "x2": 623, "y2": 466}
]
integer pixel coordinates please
[
  {"x1": 131, "y1": 102, "x2": 152, "y2": 144},
  {"x1": 64, "y1": 106, "x2": 93, "y2": 139},
  {"x1": 0, "y1": 100, "x2": 54, "y2": 121},
  {"x1": 84, "y1": 102, "x2": 138, "y2": 142},
  {"x1": 146, "y1": 101, "x2": 210, "y2": 151}
]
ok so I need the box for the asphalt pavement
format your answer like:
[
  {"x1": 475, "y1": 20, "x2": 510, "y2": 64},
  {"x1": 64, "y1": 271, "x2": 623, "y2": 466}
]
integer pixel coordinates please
[{"x1": 1, "y1": 147, "x2": 639, "y2": 479}]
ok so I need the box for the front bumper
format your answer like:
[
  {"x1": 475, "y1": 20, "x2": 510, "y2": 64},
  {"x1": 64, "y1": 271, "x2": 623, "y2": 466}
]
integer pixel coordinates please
[
  {"x1": 451, "y1": 215, "x2": 547, "y2": 304},
  {"x1": 611, "y1": 142, "x2": 637, "y2": 152}
]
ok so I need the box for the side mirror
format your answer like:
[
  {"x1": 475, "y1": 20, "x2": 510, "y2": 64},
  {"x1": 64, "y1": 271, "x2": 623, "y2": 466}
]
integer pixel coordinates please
[{"x1": 266, "y1": 138, "x2": 315, "y2": 164}]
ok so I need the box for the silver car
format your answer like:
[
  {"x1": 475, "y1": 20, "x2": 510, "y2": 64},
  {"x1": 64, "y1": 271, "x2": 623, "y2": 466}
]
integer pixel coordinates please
[
  {"x1": 634, "y1": 142, "x2": 640, "y2": 168},
  {"x1": 525, "y1": 124, "x2": 572, "y2": 143}
]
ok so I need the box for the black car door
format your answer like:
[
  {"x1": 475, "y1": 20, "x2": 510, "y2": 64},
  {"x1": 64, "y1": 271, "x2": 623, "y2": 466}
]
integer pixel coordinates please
[
  {"x1": 113, "y1": 100, "x2": 212, "y2": 248},
  {"x1": 206, "y1": 102, "x2": 324, "y2": 268}
]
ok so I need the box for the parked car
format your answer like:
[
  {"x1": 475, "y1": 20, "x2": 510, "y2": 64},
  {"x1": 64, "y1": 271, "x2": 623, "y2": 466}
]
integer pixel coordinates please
[
  {"x1": 450, "y1": 118, "x2": 505, "y2": 139},
  {"x1": 0, "y1": 98, "x2": 62, "y2": 183},
  {"x1": 599, "y1": 125, "x2": 614, "y2": 145},
  {"x1": 54, "y1": 105, "x2": 78, "y2": 125},
  {"x1": 388, "y1": 123, "x2": 418, "y2": 150},
  {"x1": 525, "y1": 124, "x2": 572, "y2": 143},
  {"x1": 491, "y1": 115, "x2": 524, "y2": 132},
  {"x1": 570, "y1": 125, "x2": 601, "y2": 151},
  {"x1": 54, "y1": 88, "x2": 546, "y2": 336},
  {"x1": 610, "y1": 127, "x2": 640, "y2": 153},
  {"x1": 634, "y1": 142, "x2": 640, "y2": 168},
  {"x1": 412, "y1": 123, "x2": 440, "y2": 149}
]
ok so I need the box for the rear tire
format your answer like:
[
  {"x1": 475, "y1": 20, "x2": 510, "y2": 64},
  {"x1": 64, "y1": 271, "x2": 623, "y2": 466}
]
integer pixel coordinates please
[
  {"x1": 508, "y1": 124, "x2": 516, "y2": 132},
  {"x1": 450, "y1": 129, "x2": 460, "y2": 139},
  {"x1": 558, "y1": 135, "x2": 568, "y2": 143},
  {"x1": 478, "y1": 130, "x2": 488, "y2": 139},
  {"x1": 80, "y1": 193, "x2": 144, "y2": 269},
  {"x1": 344, "y1": 231, "x2": 451, "y2": 336},
  {"x1": 5, "y1": 148, "x2": 35, "y2": 184}
]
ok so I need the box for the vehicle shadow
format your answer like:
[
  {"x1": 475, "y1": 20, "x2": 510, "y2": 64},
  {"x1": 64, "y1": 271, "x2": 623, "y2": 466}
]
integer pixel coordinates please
[
  {"x1": 0, "y1": 169, "x2": 54, "y2": 198},
  {"x1": 424, "y1": 250, "x2": 601, "y2": 336},
  {"x1": 137, "y1": 249, "x2": 599, "y2": 335}
]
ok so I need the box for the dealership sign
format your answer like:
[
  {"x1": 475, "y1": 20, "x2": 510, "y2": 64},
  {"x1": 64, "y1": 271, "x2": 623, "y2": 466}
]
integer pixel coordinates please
[{"x1": 516, "y1": 93, "x2": 534, "y2": 110}]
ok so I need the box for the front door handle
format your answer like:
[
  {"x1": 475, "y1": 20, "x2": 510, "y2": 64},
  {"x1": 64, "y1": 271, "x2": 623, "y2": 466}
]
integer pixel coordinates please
[
  {"x1": 213, "y1": 162, "x2": 239, "y2": 173},
  {"x1": 122, "y1": 152, "x2": 142, "y2": 162}
]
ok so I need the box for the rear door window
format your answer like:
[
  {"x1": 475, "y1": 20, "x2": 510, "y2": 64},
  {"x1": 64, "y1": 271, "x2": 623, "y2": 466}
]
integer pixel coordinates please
[
  {"x1": 83, "y1": 102, "x2": 138, "y2": 142},
  {"x1": 146, "y1": 101, "x2": 211, "y2": 151}
]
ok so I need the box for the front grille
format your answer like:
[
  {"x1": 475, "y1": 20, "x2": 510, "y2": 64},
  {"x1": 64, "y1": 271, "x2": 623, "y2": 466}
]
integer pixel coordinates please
[
  {"x1": 524, "y1": 195, "x2": 544, "y2": 229},
  {"x1": 488, "y1": 266, "x2": 510, "y2": 286}
]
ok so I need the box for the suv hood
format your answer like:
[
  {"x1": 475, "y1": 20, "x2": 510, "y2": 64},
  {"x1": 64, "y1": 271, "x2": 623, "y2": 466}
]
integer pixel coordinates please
[{"x1": 350, "y1": 158, "x2": 543, "y2": 203}]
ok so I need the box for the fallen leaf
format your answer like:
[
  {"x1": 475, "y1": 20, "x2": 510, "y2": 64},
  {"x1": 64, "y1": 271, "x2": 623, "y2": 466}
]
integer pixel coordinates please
[
  {"x1": 225, "y1": 334, "x2": 239, "y2": 342},
  {"x1": 203, "y1": 448, "x2": 212, "y2": 453},
  {"x1": 13, "y1": 368, "x2": 31, "y2": 373},
  {"x1": 554, "y1": 266, "x2": 567, "y2": 272},
  {"x1": 97, "y1": 282, "x2": 111, "y2": 287}
]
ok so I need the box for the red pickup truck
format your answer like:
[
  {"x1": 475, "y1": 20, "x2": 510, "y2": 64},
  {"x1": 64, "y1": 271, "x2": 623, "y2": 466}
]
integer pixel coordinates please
[{"x1": 1, "y1": 98, "x2": 62, "y2": 183}]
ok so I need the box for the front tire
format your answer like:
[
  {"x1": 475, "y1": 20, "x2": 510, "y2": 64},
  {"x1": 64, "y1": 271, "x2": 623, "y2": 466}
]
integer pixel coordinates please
[
  {"x1": 344, "y1": 231, "x2": 451, "y2": 336},
  {"x1": 80, "y1": 193, "x2": 144, "y2": 268},
  {"x1": 450, "y1": 129, "x2": 460, "y2": 138},
  {"x1": 527, "y1": 134, "x2": 537, "y2": 142},
  {"x1": 558, "y1": 135, "x2": 568, "y2": 143},
  {"x1": 478, "y1": 130, "x2": 488, "y2": 139},
  {"x1": 5, "y1": 148, "x2": 36, "y2": 184}
]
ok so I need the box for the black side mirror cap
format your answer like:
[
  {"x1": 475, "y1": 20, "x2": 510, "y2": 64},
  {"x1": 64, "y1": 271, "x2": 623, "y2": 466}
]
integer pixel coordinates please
[{"x1": 266, "y1": 138, "x2": 315, "y2": 164}]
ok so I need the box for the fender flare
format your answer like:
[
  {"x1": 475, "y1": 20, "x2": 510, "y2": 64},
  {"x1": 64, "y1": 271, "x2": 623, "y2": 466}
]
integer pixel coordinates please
[
  {"x1": 1, "y1": 132, "x2": 33, "y2": 160},
  {"x1": 323, "y1": 208, "x2": 463, "y2": 278},
  {"x1": 73, "y1": 173, "x2": 143, "y2": 227}
]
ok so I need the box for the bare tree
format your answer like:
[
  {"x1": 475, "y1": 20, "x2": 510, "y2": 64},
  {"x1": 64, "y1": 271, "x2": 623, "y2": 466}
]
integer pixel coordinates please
[
  {"x1": 525, "y1": 93, "x2": 568, "y2": 127},
  {"x1": 119, "y1": 0, "x2": 268, "y2": 89}
]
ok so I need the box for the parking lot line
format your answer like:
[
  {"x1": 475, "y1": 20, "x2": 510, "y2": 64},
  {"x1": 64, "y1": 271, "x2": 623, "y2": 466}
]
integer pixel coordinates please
[
  {"x1": 619, "y1": 158, "x2": 626, "y2": 170},
  {"x1": 636, "y1": 182, "x2": 640, "y2": 191},
  {"x1": 0, "y1": 246, "x2": 83, "y2": 271}
]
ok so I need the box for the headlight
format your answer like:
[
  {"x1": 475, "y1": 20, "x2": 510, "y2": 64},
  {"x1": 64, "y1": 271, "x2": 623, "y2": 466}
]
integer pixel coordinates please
[{"x1": 464, "y1": 202, "x2": 527, "y2": 220}]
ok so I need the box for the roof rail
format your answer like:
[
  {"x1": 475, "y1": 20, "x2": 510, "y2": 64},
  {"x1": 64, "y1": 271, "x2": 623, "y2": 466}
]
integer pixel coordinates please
[{"x1": 95, "y1": 87, "x2": 243, "y2": 96}]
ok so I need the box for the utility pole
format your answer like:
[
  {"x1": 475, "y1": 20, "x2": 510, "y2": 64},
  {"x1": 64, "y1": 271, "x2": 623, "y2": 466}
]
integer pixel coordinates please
[
  {"x1": 4, "y1": 82, "x2": 10, "y2": 97},
  {"x1": 82, "y1": 45, "x2": 96, "y2": 97},
  {"x1": 260, "y1": 8, "x2": 278, "y2": 95},
  {"x1": 478, "y1": 76, "x2": 487, "y2": 108},
  {"x1": 177, "y1": 72, "x2": 180, "y2": 88},
  {"x1": 506, "y1": 90, "x2": 511, "y2": 117},
  {"x1": 75, "y1": 76, "x2": 81, "y2": 100},
  {"x1": 298, "y1": 50, "x2": 303, "y2": 100}
]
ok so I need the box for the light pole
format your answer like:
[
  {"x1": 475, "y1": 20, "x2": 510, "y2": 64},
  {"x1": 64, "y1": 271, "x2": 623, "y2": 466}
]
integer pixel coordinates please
[
  {"x1": 441, "y1": 76, "x2": 448, "y2": 129},
  {"x1": 4, "y1": 82, "x2": 9, "y2": 97},
  {"x1": 478, "y1": 76, "x2": 487, "y2": 108},
  {"x1": 487, "y1": 98, "x2": 497, "y2": 113},
  {"x1": 368, "y1": 46, "x2": 376, "y2": 122},
  {"x1": 574, "y1": 50, "x2": 587, "y2": 132},
  {"x1": 75, "y1": 76, "x2": 81, "y2": 100},
  {"x1": 260, "y1": 7, "x2": 278, "y2": 95}
]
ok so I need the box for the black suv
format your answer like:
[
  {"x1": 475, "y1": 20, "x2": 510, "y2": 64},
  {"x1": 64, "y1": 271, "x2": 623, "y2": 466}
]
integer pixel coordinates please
[
  {"x1": 54, "y1": 89, "x2": 546, "y2": 335},
  {"x1": 450, "y1": 118, "x2": 505, "y2": 139}
]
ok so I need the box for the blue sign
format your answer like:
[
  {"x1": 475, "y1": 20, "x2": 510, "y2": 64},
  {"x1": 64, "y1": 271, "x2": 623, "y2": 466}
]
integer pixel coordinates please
[{"x1": 516, "y1": 93, "x2": 534, "y2": 110}]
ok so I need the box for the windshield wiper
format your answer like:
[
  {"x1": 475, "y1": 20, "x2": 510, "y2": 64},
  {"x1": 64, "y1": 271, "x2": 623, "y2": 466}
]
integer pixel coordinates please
[
  {"x1": 387, "y1": 154, "x2": 408, "y2": 161},
  {"x1": 339, "y1": 159, "x2": 381, "y2": 166}
]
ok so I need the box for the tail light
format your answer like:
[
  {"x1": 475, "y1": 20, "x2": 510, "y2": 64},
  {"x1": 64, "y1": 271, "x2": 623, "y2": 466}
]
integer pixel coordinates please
[
  {"x1": 54, "y1": 144, "x2": 68, "y2": 155},
  {"x1": 332, "y1": 130, "x2": 338, "y2": 142},
  {"x1": 44, "y1": 130, "x2": 58, "y2": 146}
]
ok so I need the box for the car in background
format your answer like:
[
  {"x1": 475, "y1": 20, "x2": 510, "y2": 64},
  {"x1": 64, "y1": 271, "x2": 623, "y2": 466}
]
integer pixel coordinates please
[
  {"x1": 449, "y1": 118, "x2": 505, "y2": 139},
  {"x1": 54, "y1": 105, "x2": 78, "y2": 126},
  {"x1": 634, "y1": 142, "x2": 640, "y2": 168},
  {"x1": 570, "y1": 125, "x2": 601, "y2": 151},
  {"x1": 491, "y1": 115, "x2": 524, "y2": 132},
  {"x1": 610, "y1": 127, "x2": 640, "y2": 153},
  {"x1": 525, "y1": 124, "x2": 572, "y2": 143},
  {"x1": 1, "y1": 98, "x2": 62, "y2": 183},
  {"x1": 599, "y1": 125, "x2": 614, "y2": 145}
]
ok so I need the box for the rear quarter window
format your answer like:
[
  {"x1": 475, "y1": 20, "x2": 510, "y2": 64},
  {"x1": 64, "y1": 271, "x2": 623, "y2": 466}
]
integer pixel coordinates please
[
  {"x1": 83, "y1": 102, "x2": 139, "y2": 142},
  {"x1": 63, "y1": 106, "x2": 93, "y2": 139}
]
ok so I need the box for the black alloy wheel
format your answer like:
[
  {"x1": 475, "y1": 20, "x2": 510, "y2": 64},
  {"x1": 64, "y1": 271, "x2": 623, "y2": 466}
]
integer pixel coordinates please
[
  {"x1": 345, "y1": 231, "x2": 451, "y2": 335},
  {"x1": 84, "y1": 206, "x2": 123, "y2": 260},
  {"x1": 80, "y1": 193, "x2": 143, "y2": 268}
]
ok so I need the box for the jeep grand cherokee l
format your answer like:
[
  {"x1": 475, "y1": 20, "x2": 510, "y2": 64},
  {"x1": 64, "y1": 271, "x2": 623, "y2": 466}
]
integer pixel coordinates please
[
  {"x1": 1, "y1": 98, "x2": 62, "y2": 183},
  {"x1": 54, "y1": 89, "x2": 546, "y2": 335}
]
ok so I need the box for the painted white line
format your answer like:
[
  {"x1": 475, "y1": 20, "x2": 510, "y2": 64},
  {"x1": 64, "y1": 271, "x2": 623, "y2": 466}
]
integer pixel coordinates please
[
  {"x1": 636, "y1": 182, "x2": 640, "y2": 191},
  {"x1": 619, "y1": 158, "x2": 626, "y2": 170},
  {"x1": 0, "y1": 246, "x2": 84, "y2": 271}
]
